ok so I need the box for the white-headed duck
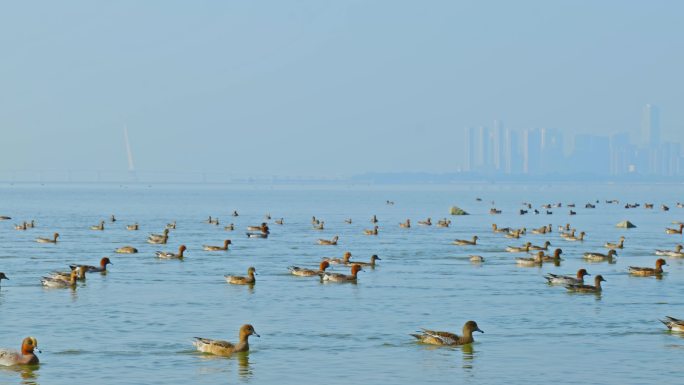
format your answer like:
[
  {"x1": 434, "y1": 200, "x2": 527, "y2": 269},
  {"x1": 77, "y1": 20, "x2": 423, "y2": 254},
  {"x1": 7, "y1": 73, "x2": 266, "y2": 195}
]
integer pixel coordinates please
[
  {"x1": 193, "y1": 324, "x2": 259, "y2": 356},
  {"x1": 0, "y1": 337, "x2": 39, "y2": 366},
  {"x1": 411, "y1": 320, "x2": 483, "y2": 346},
  {"x1": 225, "y1": 267, "x2": 256, "y2": 285},
  {"x1": 203, "y1": 240, "x2": 232, "y2": 251}
]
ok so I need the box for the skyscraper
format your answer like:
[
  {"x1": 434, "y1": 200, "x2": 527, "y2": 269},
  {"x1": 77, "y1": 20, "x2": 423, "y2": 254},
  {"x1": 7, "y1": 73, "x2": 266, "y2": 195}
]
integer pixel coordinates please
[
  {"x1": 523, "y1": 128, "x2": 541, "y2": 174},
  {"x1": 642, "y1": 104, "x2": 660, "y2": 147}
]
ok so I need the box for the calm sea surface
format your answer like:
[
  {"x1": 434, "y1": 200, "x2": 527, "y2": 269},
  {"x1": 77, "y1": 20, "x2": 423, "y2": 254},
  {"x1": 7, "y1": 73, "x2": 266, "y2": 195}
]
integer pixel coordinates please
[{"x1": 1, "y1": 182, "x2": 684, "y2": 384}]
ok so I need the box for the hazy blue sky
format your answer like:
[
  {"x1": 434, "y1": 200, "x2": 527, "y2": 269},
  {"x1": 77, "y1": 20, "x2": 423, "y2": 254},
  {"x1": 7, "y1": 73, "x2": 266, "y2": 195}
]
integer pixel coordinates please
[{"x1": 1, "y1": 0, "x2": 682, "y2": 176}]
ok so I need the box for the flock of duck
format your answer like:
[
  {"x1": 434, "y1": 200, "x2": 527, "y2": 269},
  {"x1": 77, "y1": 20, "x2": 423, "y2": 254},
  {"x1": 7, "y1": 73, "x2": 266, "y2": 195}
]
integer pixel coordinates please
[{"x1": 1, "y1": 198, "x2": 684, "y2": 367}]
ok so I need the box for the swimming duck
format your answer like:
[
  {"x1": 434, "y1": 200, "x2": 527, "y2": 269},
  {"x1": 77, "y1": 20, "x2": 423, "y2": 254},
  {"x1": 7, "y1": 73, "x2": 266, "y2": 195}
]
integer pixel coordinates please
[
  {"x1": 353, "y1": 254, "x2": 381, "y2": 268},
  {"x1": 148, "y1": 229, "x2": 169, "y2": 243},
  {"x1": 203, "y1": 240, "x2": 232, "y2": 251},
  {"x1": 232, "y1": 210, "x2": 239, "y2": 217},
  {"x1": 274, "y1": 218, "x2": 284, "y2": 225},
  {"x1": 224, "y1": 224, "x2": 235, "y2": 231},
  {"x1": 400, "y1": 219, "x2": 411, "y2": 228},
  {"x1": 469, "y1": 255, "x2": 484, "y2": 263},
  {"x1": 491, "y1": 224, "x2": 510, "y2": 233},
  {"x1": 247, "y1": 223, "x2": 269, "y2": 233},
  {"x1": 655, "y1": 245, "x2": 684, "y2": 257},
  {"x1": 288, "y1": 261, "x2": 330, "y2": 277},
  {"x1": 583, "y1": 249, "x2": 618, "y2": 262},
  {"x1": 665, "y1": 224, "x2": 684, "y2": 234},
  {"x1": 14, "y1": 222, "x2": 27, "y2": 230},
  {"x1": 545, "y1": 268, "x2": 590, "y2": 285},
  {"x1": 506, "y1": 242, "x2": 532, "y2": 253},
  {"x1": 323, "y1": 251, "x2": 353, "y2": 265},
  {"x1": 35, "y1": 232, "x2": 59, "y2": 243},
  {"x1": 225, "y1": 267, "x2": 256, "y2": 285},
  {"x1": 564, "y1": 231, "x2": 585, "y2": 242},
  {"x1": 156, "y1": 245, "x2": 187, "y2": 259},
  {"x1": 110, "y1": 214, "x2": 116, "y2": 222},
  {"x1": 559, "y1": 229, "x2": 575, "y2": 239},
  {"x1": 453, "y1": 236, "x2": 478, "y2": 246},
  {"x1": 660, "y1": 316, "x2": 684, "y2": 332},
  {"x1": 0, "y1": 337, "x2": 39, "y2": 366},
  {"x1": 166, "y1": 221, "x2": 176, "y2": 229},
  {"x1": 26, "y1": 220, "x2": 35, "y2": 228},
  {"x1": 604, "y1": 236, "x2": 625, "y2": 249},
  {"x1": 90, "y1": 221, "x2": 105, "y2": 230},
  {"x1": 344, "y1": 218, "x2": 352, "y2": 224},
  {"x1": 505, "y1": 228, "x2": 526, "y2": 238},
  {"x1": 317, "y1": 235, "x2": 339, "y2": 245},
  {"x1": 115, "y1": 246, "x2": 138, "y2": 254},
  {"x1": 516, "y1": 251, "x2": 544, "y2": 266},
  {"x1": 436, "y1": 219, "x2": 451, "y2": 228},
  {"x1": 70, "y1": 257, "x2": 112, "y2": 273},
  {"x1": 418, "y1": 218, "x2": 432, "y2": 226},
  {"x1": 411, "y1": 320, "x2": 483, "y2": 346},
  {"x1": 0, "y1": 272, "x2": 8, "y2": 288},
  {"x1": 312, "y1": 221, "x2": 325, "y2": 230},
  {"x1": 193, "y1": 324, "x2": 259, "y2": 356},
  {"x1": 371, "y1": 215, "x2": 378, "y2": 223},
  {"x1": 531, "y1": 225, "x2": 550, "y2": 235},
  {"x1": 50, "y1": 265, "x2": 87, "y2": 282},
  {"x1": 629, "y1": 258, "x2": 667, "y2": 276},
  {"x1": 529, "y1": 241, "x2": 551, "y2": 251},
  {"x1": 246, "y1": 232, "x2": 268, "y2": 238},
  {"x1": 565, "y1": 275, "x2": 605, "y2": 293},
  {"x1": 542, "y1": 248, "x2": 563, "y2": 263},
  {"x1": 0, "y1": 216, "x2": 11, "y2": 220},
  {"x1": 320, "y1": 264, "x2": 363, "y2": 282},
  {"x1": 364, "y1": 226, "x2": 379, "y2": 236},
  {"x1": 41, "y1": 270, "x2": 78, "y2": 288},
  {"x1": 126, "y1": 223, "x2": 139, "y2": 231}
]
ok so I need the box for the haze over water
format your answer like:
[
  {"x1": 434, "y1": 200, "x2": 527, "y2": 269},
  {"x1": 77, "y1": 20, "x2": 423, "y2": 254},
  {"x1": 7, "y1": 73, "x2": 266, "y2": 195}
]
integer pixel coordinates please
[{"x1": 1, "y1": 182, "x2": 684, "y2": 384}]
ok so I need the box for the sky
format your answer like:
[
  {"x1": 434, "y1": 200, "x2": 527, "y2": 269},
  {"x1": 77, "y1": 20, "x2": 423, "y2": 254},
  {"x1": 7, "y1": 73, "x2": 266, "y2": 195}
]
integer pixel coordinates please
[{"x1": 1, "y1": 0, "x2": 683, "y2": 177}]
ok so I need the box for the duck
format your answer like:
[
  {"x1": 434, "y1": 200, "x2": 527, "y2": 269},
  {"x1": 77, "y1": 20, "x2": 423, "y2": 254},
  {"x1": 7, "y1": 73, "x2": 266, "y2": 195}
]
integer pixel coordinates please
[
  {"x1": 156, "y1": 245, "x2": 187, "y2": 259},
  {"x1": 558, "y1": 223, "x2": 571, "y2": 232},
  {"x1": 491, "y1": 224, "x2": 510, "y2": 233},
  {"x1": 364, "y1": 226, "x2": 379, "y2": 236},
  {"x1": 90, "y1": 221, "x2": 105, "y2": 230},
  {"x1": 399, "y1": 219, "x2": 411, "y2": 228},
  {"x1": 110, "y1": 214, "x2": 116, "y2": 222},
  {"x1": 436, "y1": 219, "x2": 451, "y2": 228},
  {"x1": 655, "y1": 245, "x2": 684, "y2": 257},
  {"x1": 541, "y1": 248, "x2": 563, "y2": 263},
  {"x1": 312, "y1": 221, "x2": 325, "y2": 230},
  {"x1": 41, "y1": 270, "x2": 78, "y2": 288},
  {"x1": 418, "y1": 218, "x2": 432, "y2": 226},
  {"x1": 320, "y1": 264, "x2": 363, "y2": 282},
  {"x1": 344, "y1": 218, "x2": 352, "y2": 224},
  {"x1": 516, "y1": 251, "x2": 543, "y2": 266},
  {"x1": 50, "y1": 265, "x2": 87, "y2": 282},
  {"x1": 411, "y1": 320, "x2": 483, "y2": 346},
  {"x1": 506, "y1": 242, "x2": 532, "y2": 253},
  {"x1": 317, "y1": 235, "x2": 339, "y2": 245},
  {"x1": 583, "y1": 249, "x2": 618, "y2": 262},
  {"x1": 14, "y1": 222, "x2": 27, "y2": 230},
  {"x1": 0, "y1": 272, "x2": 8, "y2": 288},
  {"x1": 469, "y1": 255, "x2": 484, "y2": 263},
  {"x1": 193, "y1": 324, "x2": 259, "y2": 356},
  {"x1": 224, "y1": 224, "x2": 235, "y2": 231},
  {"x1": 288, "y1": 261, "x2": 330, "y2": 277},
  {"x1": 35, "y1": 232, "x2": 59, "y2": 243},
  {"x1": 203, "y1": 240, "x2": 232, "y2": 251},
  {"x1": 247, "y1": 223, "x2": 269, "y2": 233},
  {"x1": 604, "y1": 236, "x2": 625, "y2": 249},
  {"x1": 629, "y1": 258, "x2": 667, "y2": 276},
  {"x1": 246, "y1": 232, "x2": 268, "y2": 238},
  {"x1": 665, "y1": 224, "x2": 684, "y2": 234},
  {"x1": 559, "y1": 229, "x2": 575, "y2": 239},
  {"x1": 0, "y1": 216, "x2": 11, "y2": 220},
  {"x1": 545, "y1": 268, "x2": 590, "y2": 285},
  {"x1": 660, "y1": 316, "x2": 684, "y2": 332},
  {"x1": 274, "y1": 218, "x2": 284, "y2": 225},
  {"x1": 166, "y1": 221, "x2": 177, "y2": 229},
  {"x1": 148, "y1": 229, "x2": 169, "y2": 243},
  {"x1": 232, "y1": 210, "x2": 239, "y2": 217},
  {"x1": 453, "y1": 236, "x2": 478, "y2": 246},
  {"x1": 126, "y1": 223, "x2": 139, "y2": 230},
  {"x1": 353, "y1": 254, "x2": 381, "y2": 268},
  {"x1": 26, "y1": 220, "x2": 35, "y2": 228},
  {"x1": 529, "y1": 241, "x2": 551, "y2": 251},
  {"x1": 115, "y1": 246, "x2": 138, "y2": 254},
  {"x1": 565, "y1": 275, "x2": 606, "y2": 293},
  {"x1": 564, "y1": 231, "x2": 585, "y2": 242},
  {"x1": 0, "y1": 337, "x2": 39, "y2": 366},
  {"x1": 489, "y1": 208, "x2": 502, "y2": 215},
  {"x1": 225, "y1": 267, "x2": 256, "y2": 285},
  {"x1": 531, "y1": 225, "x2": 549, "y2": 235},
  {"x1": 70, "y1": 257, "x2": 112, "y2": 273},
  {"x1": 371, "y1": 215, "x2": 378, "y2": 223},
  {"x1": 323, "y1": 251, "x2": 353, "y2": 265}
]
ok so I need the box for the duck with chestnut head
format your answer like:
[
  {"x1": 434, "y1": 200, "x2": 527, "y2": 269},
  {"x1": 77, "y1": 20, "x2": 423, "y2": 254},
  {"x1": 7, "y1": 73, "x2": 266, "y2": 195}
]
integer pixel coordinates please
[
  {"x1": 0, "y1": 337, "x2": 40, "y2": 366},
  {"x1": 193, "y1": 325, "x2": 259, "y2": 356}
]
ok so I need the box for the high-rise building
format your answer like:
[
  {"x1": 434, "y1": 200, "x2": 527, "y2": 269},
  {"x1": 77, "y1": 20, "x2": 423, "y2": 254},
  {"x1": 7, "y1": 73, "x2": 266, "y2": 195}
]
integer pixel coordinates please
[
  {"x1": 503, "y1": 128, "x2": 517, "y2": 174},
  {"x1": 523, "y1": 128, "x2": 542, "y2": 174},
  {"x1": 492, "y1": 120, "x2": 504, "y2": 171},
  {"x1": 465, "y1": 127, "x2": 477, "y2": 172},
  {"x1": 642, "y1": 104, "x2": 660, "y2": 147},
  {"x1": 540, "y1": 128, "x2": 563, "y2": 174}
]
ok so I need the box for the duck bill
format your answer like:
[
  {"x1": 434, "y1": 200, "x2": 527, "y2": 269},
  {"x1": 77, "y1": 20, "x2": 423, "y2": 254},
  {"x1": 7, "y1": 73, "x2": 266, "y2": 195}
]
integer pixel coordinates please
[
  {"x1": 253, "y1": 333, "x2": 260, "y2": 338},
  {"x1": 476, "y1": 328, "x2": 484, "y2": 333}
]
